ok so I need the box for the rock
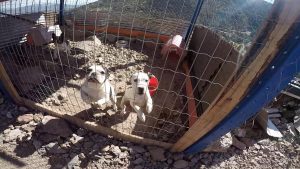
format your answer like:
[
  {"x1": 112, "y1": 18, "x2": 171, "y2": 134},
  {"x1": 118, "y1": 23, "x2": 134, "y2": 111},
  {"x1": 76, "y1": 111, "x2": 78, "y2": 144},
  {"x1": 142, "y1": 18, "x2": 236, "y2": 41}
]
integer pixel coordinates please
[
  {"x1": 101, "y1": 145, "x2": 110, "y2": 152},
  {"x1": 6, "y1": 112, "x2": 13, "y2": 119},
  {"x1": 52, "y1": 99, "x2": 61, "y2": 106},
  {"x1": 254, "y1": 144, "x2": 261, "y2": 150},
  {"x1": 4, "y1": 128, "x2": 23, "y2": 142},
  {"x1": 240, "y1": 138, "x2": 256, "y2": 147},
  {"x1": 57, "y1": 93, "x2": 67, "y2": 101},
  {"x1": 173, "y1": 153, "x2": 184, "y2": 161},
  {"x1": 257, "y1": 139, "x2": 270, "y2": 146},
  {"x1": 17, "y1": 114, "x2": 34, "y2": 124},
  {"x1": 133, "y1": 158, "x2": 144, "y2": 165},
  {"x1": 46, "y1": 142, "x2": 67, "y2": 154},
  {"x1": 70, "y1": 134, "x2": 84, "y2": 144},
  {"x1": 33, "y1": 113, "x2": 43, "y2": 123},
  {"x1": 132, "y1": 146, "x2": 146, "y2": 153},
  {"x1": 73, "y1": 74, "x2": 80, "y2": 80},
  {"x1": 41, "y1": 116, "x2": 72, "y2": 138},
  {"x1": 78, "y1": 153, "x2": 86, "y2": 159},
  {"x1": 133, "y1": 165, "x2": 143, "y2": 169},
  {"x1": 83, "y1": 141, "x2": 94, "y2": 148},
  {"x1": 233, "y1": 128, "x2": 247, "y2": 137},
  {"x1": 147, "y1": 146, "x2": 166, "y2": 161},
  {"x1": 67, "y1": 155, "x2": 80, "y2": 169},
  {"x1": 232, "y1": 136, "x2": 247, "y2": 150},
  {"x1": 204, "y1": 132, "x2": 233, "y2": 152},
  {"x1": 294, "y1": 109, "x2": 300, "y2": 133},
  {"x1": 76, "y1": 128, "x2": 87, "y2": 136},
  {"x1": 173, "y1": 160, "x2": 189, "y2": 169},
  {"x1": 33, "y1": 139, "x2": 42, "y2": 150},
  {"x1": 120, "y1": 146, "x2": 128, "y2": 151},
  {"x1": 111, "y1": 145, "x2": 122, "y2": 156},
  {"x1": 19, "y1": 106, "x2": 29, "y2": 112}
]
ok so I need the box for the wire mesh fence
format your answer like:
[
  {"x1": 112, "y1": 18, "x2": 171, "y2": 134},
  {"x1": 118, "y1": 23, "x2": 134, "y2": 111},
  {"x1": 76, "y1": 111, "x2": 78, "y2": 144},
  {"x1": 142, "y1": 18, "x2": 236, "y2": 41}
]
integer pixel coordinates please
[{"x1": 0, "y1": 0, "x2": 275, "y2": 145}]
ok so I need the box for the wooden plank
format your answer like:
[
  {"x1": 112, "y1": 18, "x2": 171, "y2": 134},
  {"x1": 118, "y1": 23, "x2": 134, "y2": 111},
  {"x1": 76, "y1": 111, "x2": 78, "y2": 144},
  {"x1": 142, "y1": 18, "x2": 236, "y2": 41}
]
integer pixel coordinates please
[
  {"x1": 171, "y1": 0, "x2": 300, "y2": 152},
  {"x1": 21, "y1": 98, "x2": 173, "y2": 149},
  {"x1": 182, "y1": 61, "x2": 198, "y2": 127},
  {"x1": 0, "y1": 61, "x2": 22, "y2": 104},
  {"x1": 74, "y1": 25, "x2": 170, "y2": 43}
]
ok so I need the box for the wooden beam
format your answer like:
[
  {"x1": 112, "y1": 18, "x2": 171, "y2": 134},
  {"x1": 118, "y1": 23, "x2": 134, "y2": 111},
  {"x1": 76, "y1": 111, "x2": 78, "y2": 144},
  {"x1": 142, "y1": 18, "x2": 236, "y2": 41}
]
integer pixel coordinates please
[
  {"x1": 0, "y1": 61, "x2": 22, "y2": 104},
  {"x1": 171, "y1": 0, "x2": 300, "y2": 152},
  {"x1": 21, "y1": 98, "x2": 173, "y2": 149},
  {"x1": 74, "y1": 25, "x2": 170, "y2": 43},
  {"x1": 182, "y1": 61, "x2": 198, "y2": 127}
]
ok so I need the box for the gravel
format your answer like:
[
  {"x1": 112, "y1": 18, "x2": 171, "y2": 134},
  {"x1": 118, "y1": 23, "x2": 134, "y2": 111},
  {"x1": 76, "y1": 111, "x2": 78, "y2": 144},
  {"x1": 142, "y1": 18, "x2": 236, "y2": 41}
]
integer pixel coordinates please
[{"x1": 0, "y1": 93, "x2": 299, "y2": 169}]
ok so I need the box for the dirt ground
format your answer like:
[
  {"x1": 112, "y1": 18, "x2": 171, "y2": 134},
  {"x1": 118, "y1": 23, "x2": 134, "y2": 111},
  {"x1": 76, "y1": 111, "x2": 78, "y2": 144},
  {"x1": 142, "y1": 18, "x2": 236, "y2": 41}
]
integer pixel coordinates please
[{"x1": 0, "y1": 95, "x2": 299, "y2": 169}]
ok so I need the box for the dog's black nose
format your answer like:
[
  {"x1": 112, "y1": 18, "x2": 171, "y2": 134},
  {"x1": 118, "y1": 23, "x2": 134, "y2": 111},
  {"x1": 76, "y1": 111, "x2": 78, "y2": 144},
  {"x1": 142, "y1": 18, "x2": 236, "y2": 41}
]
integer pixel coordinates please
[
  {"x1": 138, "y1": 87, "x2": 144, "y2": 94},
  {"x1": 91, "y1": 72, "x2": 96, "y2": 76}
]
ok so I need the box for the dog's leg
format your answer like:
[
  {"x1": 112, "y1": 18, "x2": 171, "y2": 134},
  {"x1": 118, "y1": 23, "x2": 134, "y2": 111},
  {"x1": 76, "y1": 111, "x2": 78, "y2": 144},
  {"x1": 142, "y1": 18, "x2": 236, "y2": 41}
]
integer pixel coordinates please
[
  {"x1": 130, "y1": 101, "x2": 146, "y2": 122},
  {"x1": 120, "y1": 95, "x2": 127, "y2": 114},
  {"x1": 145, "y1": 91, "x2": 153, "y2": 114},
  {"x1": 109, "y1": 86, "x2": 118, "y2": 111},
  {"x1": 80, "y1": 89, "x2": 91, "y2": 103}
]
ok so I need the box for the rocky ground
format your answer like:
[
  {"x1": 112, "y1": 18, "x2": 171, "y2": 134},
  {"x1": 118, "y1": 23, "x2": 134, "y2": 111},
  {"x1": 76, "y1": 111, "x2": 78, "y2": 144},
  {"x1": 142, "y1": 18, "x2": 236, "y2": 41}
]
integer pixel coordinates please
[{"x1": 0, "y1": 91, "x2": 299, "y2": 169}]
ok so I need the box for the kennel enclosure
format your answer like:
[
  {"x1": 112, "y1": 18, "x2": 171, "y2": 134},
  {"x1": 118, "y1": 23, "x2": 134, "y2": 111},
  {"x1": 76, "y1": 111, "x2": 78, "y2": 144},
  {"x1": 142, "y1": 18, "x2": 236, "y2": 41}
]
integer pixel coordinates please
[{"x1": 0, "y1": 0, "x2": 299, "y2": 153}]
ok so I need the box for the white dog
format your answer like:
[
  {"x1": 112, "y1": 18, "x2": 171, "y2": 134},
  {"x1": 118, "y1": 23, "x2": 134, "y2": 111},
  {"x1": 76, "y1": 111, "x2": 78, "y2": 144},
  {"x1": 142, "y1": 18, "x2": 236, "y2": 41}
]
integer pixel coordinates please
[
  {"x1": 120, "y1": 72, "x2": 153, "y2": 122},
  {"x1": 52, "y1": 32, "x2": 71, "y2": 60},
  {"x1": 81, "y1": 65, "x2": 117, "y2": 111}
]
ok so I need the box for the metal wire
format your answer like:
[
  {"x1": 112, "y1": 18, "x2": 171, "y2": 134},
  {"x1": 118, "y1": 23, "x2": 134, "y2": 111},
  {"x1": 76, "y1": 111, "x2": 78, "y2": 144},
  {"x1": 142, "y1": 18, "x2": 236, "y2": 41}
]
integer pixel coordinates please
[{"x1": 0, "y1": 0, "x2": 274, "y2": 143}]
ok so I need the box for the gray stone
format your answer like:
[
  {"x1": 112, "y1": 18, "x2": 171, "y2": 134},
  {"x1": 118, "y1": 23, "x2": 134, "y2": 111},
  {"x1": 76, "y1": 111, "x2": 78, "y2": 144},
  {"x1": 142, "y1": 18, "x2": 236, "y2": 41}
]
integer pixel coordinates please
[
  {"x1": 76, "y1": 128, "x2": 87, "y2": 136},
  {"x1": 6, "y1": 112, "x2": 13, "y2": 119},
  {"x1": 111, "y1": 145, "x2": 122, "y2": 156},
  {"x1": 132, "y1": 146, "x2": 146, "y2": 153},
  {"x1": 41, "y1": 115, "x2": 72, "y2": 138},
  {"x1": 101, "y1": 145, "x2": 110, "y2": 152},
  {"x1": 67, "y1": 155, "x2": 80, "y2": 169},
  {"x1": 33, "y1": 139, "x2": 42, "y2": 150},
  {"x1": 70, "y1": 134, "x2": 84, "y2": 144},
  {"x1": 84, "y1": 141, "x2": 94, "y2": 148},
  {"x1": 45, "y1": 142, "x2": 67, "y2": 154},
  {"x1": 4, "y1": 128, "x2": 23, "y2": 142},
  {"x1": 232, "y1": 136, "x2": 247, "y2": 150},
  {"x1": 78, "y1": 153, "x2": 86, "y2": 159},
  {"x1": 19, "y1": 106, "x2": 29, "y2": 112},
  {"x1": 173, "y1": 153, "x2": 184, "y2": 161},
  {"x1": 133, "y1": 158, "x2": 144, "y2": 165},
  {"x1": 17, "y1": 114, "x2": 34, "y2": 124},
  {"x1": 148, "y1": 146, "x2": 166, "y2": 161},
  {"x1": 133, "y1": 165, "x2": 144, "y2": 169},
  {"x1": 173, "y1": 160, "x2": 189, "y2": 169}
]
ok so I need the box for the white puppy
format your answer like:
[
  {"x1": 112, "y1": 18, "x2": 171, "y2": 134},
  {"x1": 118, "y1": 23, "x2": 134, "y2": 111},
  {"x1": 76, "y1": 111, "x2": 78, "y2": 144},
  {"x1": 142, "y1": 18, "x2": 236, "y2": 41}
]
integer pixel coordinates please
[
  {"x1": 81, "y1": 65, "x2": 117, "y2": 111},
  {"x1": 52, "y1": 32, "x2": 71, "y2": 60},
  {"x1": 120, "y1": 72, "x2": 153, "y2": 122}
]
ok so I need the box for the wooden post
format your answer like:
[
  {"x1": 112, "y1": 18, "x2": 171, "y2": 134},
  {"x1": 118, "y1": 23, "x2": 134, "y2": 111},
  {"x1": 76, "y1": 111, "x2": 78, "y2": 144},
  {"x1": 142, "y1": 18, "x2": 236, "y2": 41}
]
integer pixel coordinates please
[
  {"x1": 171, "y1": 0, "x2": 300, "y2": 152},
  {"x1": 0, "y1": 61, "x2": 22, "y2": 104}
]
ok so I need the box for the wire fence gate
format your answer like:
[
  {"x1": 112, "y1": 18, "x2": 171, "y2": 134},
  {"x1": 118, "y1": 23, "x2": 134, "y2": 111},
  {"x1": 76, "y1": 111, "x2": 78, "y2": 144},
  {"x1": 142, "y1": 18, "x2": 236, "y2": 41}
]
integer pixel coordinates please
[{"x1": 0, "y1": 0, "x2": 299, "y2": 152}]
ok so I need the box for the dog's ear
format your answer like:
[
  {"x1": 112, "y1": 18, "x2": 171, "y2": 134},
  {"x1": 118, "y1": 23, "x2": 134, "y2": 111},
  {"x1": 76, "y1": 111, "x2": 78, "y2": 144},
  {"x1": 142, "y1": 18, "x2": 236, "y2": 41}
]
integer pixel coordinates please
[{"x1": 52, "y1": 33, "x2": 57, "y2": 42}]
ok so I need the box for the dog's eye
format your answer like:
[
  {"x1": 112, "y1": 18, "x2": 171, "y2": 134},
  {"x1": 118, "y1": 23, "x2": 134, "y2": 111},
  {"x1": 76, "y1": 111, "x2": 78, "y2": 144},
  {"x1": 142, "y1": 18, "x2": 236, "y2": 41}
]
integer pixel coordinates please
[
  {"x1": 134, "y1": 79, "x2": 137, "y2": 82},
  {"x1": 100, "y1": 71, "x2": 105, "y2": 74},
  {"x1": 87, "y1": 68, "x2": 92, "y2": 72},
  {"x1": 145, "y1": 79, "x2": 148, "y2": 82}
]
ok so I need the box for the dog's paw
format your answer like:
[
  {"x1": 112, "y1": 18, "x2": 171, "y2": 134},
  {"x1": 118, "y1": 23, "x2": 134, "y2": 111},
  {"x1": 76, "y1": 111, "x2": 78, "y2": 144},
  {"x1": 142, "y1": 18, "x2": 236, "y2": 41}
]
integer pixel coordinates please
[
  {"x1": 137, "y1": 112, "x2": 146, "y2": 122},
  {"x1": 120, "y1": 105, "x2": 127, "y2": 115},
  {"x1": 146, "y1": 104, "x2": 153, "y2": 114},
  {"x1": 91, "y1": 102, "x2": 106, "y2": 110},
  {"x1": 113, "y1": 104, "x2": 118, "y2": 111}
]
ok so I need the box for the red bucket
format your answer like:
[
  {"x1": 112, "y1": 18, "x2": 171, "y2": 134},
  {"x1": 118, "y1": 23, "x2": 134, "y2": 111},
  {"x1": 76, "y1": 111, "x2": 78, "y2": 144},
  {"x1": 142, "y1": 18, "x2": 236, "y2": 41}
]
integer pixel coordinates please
[{"x1": 148, "y1": 74, "x2": 159, "y2": 96}]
